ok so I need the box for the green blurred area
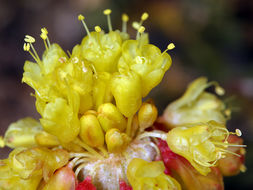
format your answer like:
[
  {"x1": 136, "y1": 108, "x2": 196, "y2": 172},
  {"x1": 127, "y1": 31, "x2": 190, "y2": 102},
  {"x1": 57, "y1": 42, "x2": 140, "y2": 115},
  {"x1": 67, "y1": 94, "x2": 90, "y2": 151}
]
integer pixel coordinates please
[{"x1": 0, "y1": 0, "x2": 252, "y2": 189}]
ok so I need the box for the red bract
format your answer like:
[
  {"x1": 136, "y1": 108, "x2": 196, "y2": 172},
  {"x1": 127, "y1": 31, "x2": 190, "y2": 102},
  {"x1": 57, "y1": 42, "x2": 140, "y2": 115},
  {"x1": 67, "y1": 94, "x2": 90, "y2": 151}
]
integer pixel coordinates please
[
  {"x1": 157, "y1": 139, "x2": 224, "y2": 190},
  {"x1": 76, "y1": 176, "x2": 96, "y2": 190},
  {"x1": 119, "y1": 180, "x2": 132, "y2": 190}
]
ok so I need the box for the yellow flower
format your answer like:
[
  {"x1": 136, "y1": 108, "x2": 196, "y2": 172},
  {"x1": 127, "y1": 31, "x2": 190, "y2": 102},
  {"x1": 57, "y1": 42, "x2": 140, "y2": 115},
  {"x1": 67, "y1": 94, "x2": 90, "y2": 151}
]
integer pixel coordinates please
[
  {"x1": 163, "y1": 77, "x2": 227, "y2": 127},
  {"x1": 119, "y1": 40, "x2": 172, "y2": 97},
  {"x1": 166, "y1": 120, "x2": 243, "y2": 175},
  {"x1": 127, "y1": 158, "x2": 181, "y2": 190}
]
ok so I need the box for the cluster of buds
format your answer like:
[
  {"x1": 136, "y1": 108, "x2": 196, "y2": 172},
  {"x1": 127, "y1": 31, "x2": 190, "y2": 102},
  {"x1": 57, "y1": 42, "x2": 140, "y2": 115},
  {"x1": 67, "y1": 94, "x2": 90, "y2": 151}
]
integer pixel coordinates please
[{"x1": 0, "y1": 9, "x2": 246, "y2": 190}]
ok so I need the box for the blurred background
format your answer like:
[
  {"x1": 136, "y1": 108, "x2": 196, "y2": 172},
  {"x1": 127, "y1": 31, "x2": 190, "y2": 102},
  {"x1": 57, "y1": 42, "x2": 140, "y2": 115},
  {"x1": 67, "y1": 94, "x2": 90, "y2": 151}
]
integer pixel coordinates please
[{"x1": 0, "y1": 0, "x2": 252, "y2": 189}]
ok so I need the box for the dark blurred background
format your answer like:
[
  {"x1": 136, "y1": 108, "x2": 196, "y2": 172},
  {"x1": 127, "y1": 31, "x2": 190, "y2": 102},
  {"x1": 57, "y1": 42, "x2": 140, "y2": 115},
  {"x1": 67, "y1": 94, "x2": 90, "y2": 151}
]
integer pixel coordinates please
[{"x1": 0, "y1": 0, "x2": 252, "y2": 189}]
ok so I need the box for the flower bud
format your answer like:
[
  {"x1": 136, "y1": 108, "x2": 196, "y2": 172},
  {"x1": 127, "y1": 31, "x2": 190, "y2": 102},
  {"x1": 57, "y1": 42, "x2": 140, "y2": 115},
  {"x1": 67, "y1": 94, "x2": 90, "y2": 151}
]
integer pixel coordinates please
[
  {"x1": 97, "y1": 103, "x2": 127, "y2": 132},
  {"x1": 79, "y1": 114, "x2": 104, "y2": 148},
  {"x1": 138, "y1": 101, "x2": 158, "y2": 132},
  {"x1": 127, "y1": 158, "x2": 181, "y2": 190},
  {"x1": 35, "y1": 131, "x2": 60, "y2": 147},
  {"x1": 111, "y1": 71, "x2": 142, "y2": 117},
  {"x1": 41, "y1": 164, "x2": 76, "y2": 190},
  {"x1": 105, "y1": 128, "x2": 130, "y2": 152},
  {"x1": 4, "y1": 117, "x2": 42, "y2": 148},
  {"x1": 163, "y1": 77, "x2": 227, "y2": 128},
  {"x1": 218, "y1": 135, "x2": 246, "y2": 176}
]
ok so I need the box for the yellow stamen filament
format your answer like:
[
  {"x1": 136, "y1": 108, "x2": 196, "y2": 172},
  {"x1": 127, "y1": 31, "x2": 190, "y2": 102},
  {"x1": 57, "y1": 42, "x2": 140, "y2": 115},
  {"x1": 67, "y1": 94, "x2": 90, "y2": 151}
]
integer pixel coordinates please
[
  {"x1": 78, "y1": 14, "x2": 91, "y2": 37},
  {"x1": 98, "y1": 146, "x2": 109, "y2": 158},
  {"x1": 122, "y1": 13, "x2": 129, "y2": 33},
  {"x1": 162, "y1": 43, "x2": 175, "y2": 55},
  {"x1": 73, "y1": 138, "x2": 103, "y2": 159},
  {"x1": 136, "y1": 130, "x2": 167, "y2": 140},
  {"x1": 94, "y1": 25, "x2": 102, "y2": 33},
  {"x1": 103, "y1": 9, "x2": 113, "y2": 32},
  {"x1": 136, "y1": 25, "x2": 145, "y2": 41}
]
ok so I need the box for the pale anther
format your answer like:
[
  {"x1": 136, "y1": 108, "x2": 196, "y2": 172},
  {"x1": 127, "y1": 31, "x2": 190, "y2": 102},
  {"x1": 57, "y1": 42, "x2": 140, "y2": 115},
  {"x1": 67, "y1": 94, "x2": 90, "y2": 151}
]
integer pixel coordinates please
[
  {"x1": 95, "y1": 26, "x2": 102, "y2": 33},
  {"x1": 78, "y1": 14, "x2": 85, "y2": 21},
  {"x1": 122, "y1": 13, "x2": 129, "y2": 22},
  {"x1": 24, "y1": 35, "x2": 35, "y2": 43},
  {"x1": 103, "y1": 9, "x2": 111, "y2": 15},
  {"x1": 141, "y1": 12, "x2": 149, "y2": 21},
  {"x1": 215, "y1": 86, "x2": 225, "y2": 96},
  {"x1": 235, "y1": 129, "x2": 242, "y2": 137},
  {"x1": 167, "y1": 43, "x2": 175, "y2": 50}
]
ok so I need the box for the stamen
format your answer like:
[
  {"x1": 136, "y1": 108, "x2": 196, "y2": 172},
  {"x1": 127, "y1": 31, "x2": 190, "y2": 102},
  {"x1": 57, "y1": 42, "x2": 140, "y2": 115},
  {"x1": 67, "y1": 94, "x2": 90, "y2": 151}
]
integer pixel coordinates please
[
  {"x1": 40, "y1": 27, "x2": 49, "y2": 50},
  {"x1": 162, "y1": 43, "x2": 175, "y2": 55},
  {"x1": 23, "y1": 43, "x2": 39, "y2": 62},
  {"x1": 103, "y1": 9, "x2": 113, "y2": 32},
  {"x1": 78, "y1": 14, "x2": 91, "y2": 37},
  {"x1": 139, "y1": 12, "x2": 149, "y2": 26},
  {"x1": 73, "y1": 138, "x2": 103, "y2": 159},
  {"x1": 94, "y1": 25, "x2": 102, "y2": 33},
  {"x1": 75, "y1": 162, "x2": 89, "y2": 177},
  {"x1": 122, "y1": 13, "x2": 129, "y2": 33},
  {"x1": 137, "y1": 26, "x2": 145, "y2": 45},
  {"x1": 24, "y1": 35, "x2": 41, "y2": 62}
]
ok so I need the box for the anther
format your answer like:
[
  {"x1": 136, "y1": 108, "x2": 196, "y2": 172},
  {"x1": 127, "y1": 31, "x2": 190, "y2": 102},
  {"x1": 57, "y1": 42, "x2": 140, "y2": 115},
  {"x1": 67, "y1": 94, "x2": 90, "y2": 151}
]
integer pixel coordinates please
[
  {"x1": 162, "y1": 43, "x2": 175, "y2": 55},
  {"x1": 141, "y1": 12, "x2": 149, "y2": 21},
  {"x1": 103, "y1": 9, "x2": 113, "y2": 32},
  {"x1": 235, "y1": 129, "x2": 242, "y2": 137},
  {"x1": 215, "y1": 86, "x2": 225, "y2": 96},
  {"x1": 40, "y1": 27, "x2": 50, "y2": 50},
  {"x1": 139, "y1": 12, "x2": 149, "y2": 26},
  {"x1": 132, "y1": 22, "x2": 140, "y2": 30},
  {"x1": 78, "y1": 14, "x2": 91, "y2": 37},
  {"x1": 95, "y1": 26, "x2": 102, "y2": 33},
  {"x1": 24, "y1": 35, "x2": 35, "y2": 43},
  {"x1": 122, "y1": 13, "x2": 129, "y2": 33},
  {"x1": 0, "y1": 136, "x2": 4, "y2": 148},
  {"x1": 23, "y1": 43, "x2": 30, "y2": 51},
  {"x1": 136, "y1": 26, "x2": 145, "y2": 43}
]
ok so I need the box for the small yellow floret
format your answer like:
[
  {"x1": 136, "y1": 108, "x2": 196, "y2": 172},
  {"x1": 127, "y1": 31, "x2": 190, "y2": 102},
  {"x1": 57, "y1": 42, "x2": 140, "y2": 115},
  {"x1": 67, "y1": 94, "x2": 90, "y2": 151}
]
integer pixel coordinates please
[
  {"x1": 138, "y1": 26, "x2": 145, "y2": 33},
  {"x1": 167, "y1": 43, "x2": 175, "y2": 50},
  {"x1": 94, "y1": 26, "x2": 102, "y2": 33},
  {"x1": 23, "y1": 43, "x2": 30, "y2": 51},
  {"x1": 122, "y1": 13, "x2": 129, "y2": 22},
  {"x1": 103, "y1": 9, "x2": 112, "y2": 15},
  {"x1": 141, "y1": 12, "x2": 149, "y2": 21},
  {"x1": 24, "y1": 35, "x2": 35, "y2": 43},
  {"x1": 78, "y1": 14, "x2": 85, "y2": 21}
]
